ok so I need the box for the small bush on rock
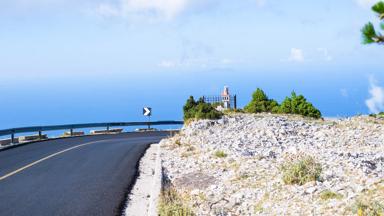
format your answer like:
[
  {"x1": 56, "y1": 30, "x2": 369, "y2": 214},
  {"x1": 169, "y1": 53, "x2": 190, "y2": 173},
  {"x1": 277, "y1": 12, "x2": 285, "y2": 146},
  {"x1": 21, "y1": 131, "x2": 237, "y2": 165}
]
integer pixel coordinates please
[
  {"x1": 320, "y1": 190, "x2": 343, "y2": 201},
  {"x1": 281, "y1": 156, "x2": 322, "y2": 185},
  {"x1": 214, "y1": 150, "x2": 227, "y2": 158},
  {"x1": 183, "y1": 96, "x2": 222, "y2": 121}
]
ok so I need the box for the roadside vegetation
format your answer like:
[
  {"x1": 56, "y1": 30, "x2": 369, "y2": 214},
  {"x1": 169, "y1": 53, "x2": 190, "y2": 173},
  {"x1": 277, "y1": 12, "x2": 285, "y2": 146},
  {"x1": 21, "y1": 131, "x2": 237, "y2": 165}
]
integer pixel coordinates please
[
  {"x1": 158, "y1": 186, "x2": 194, "y2": 216},
  {"x1": 281, "y1": 155, "x2": 322, "y2": 185},
  {"x1": 245, "y1": 88, "x2": 322, "y2": 119},
  {"x1": 183, "y1": 96, "x2": 222, "y2": 121}
]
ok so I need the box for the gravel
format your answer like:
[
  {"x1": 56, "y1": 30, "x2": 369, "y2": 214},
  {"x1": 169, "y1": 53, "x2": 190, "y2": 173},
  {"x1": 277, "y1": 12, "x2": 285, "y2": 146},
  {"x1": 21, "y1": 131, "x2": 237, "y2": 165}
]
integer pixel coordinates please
[{"x1": 160, "y1": 113, "x2": 384, "y2": 215}]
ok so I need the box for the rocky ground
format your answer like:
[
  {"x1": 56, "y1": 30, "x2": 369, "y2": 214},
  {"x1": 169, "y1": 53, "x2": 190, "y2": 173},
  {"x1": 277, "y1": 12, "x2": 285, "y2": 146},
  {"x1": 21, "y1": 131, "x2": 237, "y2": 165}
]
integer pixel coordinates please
[{"x1": 160, "y1": 113, "x2": 384, "y2": 215}]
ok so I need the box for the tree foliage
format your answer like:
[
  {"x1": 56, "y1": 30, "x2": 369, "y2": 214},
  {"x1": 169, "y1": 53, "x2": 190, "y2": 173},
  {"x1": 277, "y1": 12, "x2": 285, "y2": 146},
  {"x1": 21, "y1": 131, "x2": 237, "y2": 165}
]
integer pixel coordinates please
[
  {"x1": 362, "y1": 1, "x2": 384, "y2": 44},
  {"x1": 372, "y1": 1, "x2": 384, "y2": 17},
  {"x1": 183, "y1": 96, "x2": 222, "y2": 121},
  {"x1": 279, "y1": 92, "x2": 322, "y2": 119},
  {"x1": 244, "y1": 88, "x2": 279, "y2": 113},
  {"x1": 244, "y1": 88, "x2": 322, "y2": 119}
]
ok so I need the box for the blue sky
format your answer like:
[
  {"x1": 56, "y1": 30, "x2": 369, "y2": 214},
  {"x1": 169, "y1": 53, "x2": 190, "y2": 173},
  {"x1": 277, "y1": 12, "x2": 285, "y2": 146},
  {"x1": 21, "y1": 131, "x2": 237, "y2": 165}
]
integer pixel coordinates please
[{"x1": 0, "y1": 0, "x2": 384, "y2": 129}]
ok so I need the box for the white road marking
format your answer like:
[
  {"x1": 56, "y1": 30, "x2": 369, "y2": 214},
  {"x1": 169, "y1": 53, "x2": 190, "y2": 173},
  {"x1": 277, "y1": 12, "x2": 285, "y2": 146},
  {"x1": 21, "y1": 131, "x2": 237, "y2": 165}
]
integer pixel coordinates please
[
  {"x1": 0, "y1": 136, "x2": 163, "y2": 181},
  {"x1": 0, "y1": 140, "x2": 103, "y2": 181}
]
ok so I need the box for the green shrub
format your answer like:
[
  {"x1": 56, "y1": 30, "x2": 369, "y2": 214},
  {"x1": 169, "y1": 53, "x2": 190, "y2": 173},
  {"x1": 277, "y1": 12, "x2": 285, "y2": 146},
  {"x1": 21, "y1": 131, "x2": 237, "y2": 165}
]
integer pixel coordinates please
[
  {"x1": 371, "y1": 112, "x2": 384, "y2": 118},
  {"x1": 214, "y1": 150, "x2": 227, "y2": 158},
  {"x1": 244, "y1": 88, "x2": 322, "y2": 119},
  {"x1": 183, "y1": 96, "x2": 222, "y2": 121},
  {"x1": 281, "y1": 156, "x2": 322, "y2": 185},
  {"x1": 319, "y1": 190, "x2": 343, "y2": 201},
  {"x1": 158, "y1": 187, "x2": 194, "y2": 216},
  {"x1": 244, "y1": 88, "x2": 279, "y2": 114},
  {"x1": 222, "y1": 109, "x2": 245, "y2": 115},
  {"x1": 183, "y1": 96, "x2": 198, "y2": 120},
  {"x1": 279, "y1": 92, "x2": 322, "y2": 119}
]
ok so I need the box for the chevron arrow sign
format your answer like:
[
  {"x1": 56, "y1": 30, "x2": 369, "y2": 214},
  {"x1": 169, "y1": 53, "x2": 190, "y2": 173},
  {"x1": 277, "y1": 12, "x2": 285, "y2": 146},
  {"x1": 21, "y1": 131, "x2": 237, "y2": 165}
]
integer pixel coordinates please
[{"x1": 143, "y1": 107, "x2": 152, "y2": 116}]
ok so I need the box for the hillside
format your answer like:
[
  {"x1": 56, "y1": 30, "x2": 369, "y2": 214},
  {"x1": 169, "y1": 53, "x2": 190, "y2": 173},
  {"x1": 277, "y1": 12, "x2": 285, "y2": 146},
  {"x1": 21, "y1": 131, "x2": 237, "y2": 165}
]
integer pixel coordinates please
[{"x1": 160, "y1": 113, "x2": 384, "y2": 215}]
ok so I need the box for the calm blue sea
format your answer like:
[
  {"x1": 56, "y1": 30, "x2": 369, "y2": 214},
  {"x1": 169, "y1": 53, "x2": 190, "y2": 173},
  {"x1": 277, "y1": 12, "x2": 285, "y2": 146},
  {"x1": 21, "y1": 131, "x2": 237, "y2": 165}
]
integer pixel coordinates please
[{"x1": 0, "y1": 68, "x2": 380, "y2": 133}]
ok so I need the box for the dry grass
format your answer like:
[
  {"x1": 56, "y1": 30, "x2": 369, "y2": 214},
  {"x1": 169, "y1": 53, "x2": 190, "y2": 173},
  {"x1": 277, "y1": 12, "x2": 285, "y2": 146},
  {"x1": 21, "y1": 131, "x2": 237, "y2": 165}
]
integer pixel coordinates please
[
  {"x1": 354, "y1": 200, "x2": 384, "y2": 216},
  {"x1": 351, "y1": 181, "x2": 384, "y2": 216},
  {"x1": 158, "y1": 187, "x2": 194, "y2": 216}
]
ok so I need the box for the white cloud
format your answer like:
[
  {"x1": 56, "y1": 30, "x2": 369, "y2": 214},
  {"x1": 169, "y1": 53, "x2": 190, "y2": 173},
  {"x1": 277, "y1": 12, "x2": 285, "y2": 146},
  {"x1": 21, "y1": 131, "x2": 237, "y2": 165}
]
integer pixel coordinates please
[
  {"x1": 356, "y1": 0, "x2": 379, "y2": 8},
  {"x1": 94, "y1": 0, "x2": 267, "y2": 21},
  {"x1": 1, "y1": 0, "x2": 268, "y2": 21},
  {"x1": 255, "y1": 0, "x2": 266, "y2": 7},
  {"x1": 288, "y1": 48, "x2": 305, "y2": 62},
  {"x1": 94, "y1": 0, "x2": 195, "y2": 20},
  {"x1": 158, "y1": 57, "x2": 237, "y2": 69},
  {"x1": 122, "y1": 0, "x2": 189, "y2": 20},
  {"x1": 159, "y1": 60, "x2": 177, "y2": 68},
  {"x1": 95, "y1": 3, "x2": 121, "y2": 17},
  {"x1": 317, "y1": 48, "x2": 333, "y2": 61},
  {"x1": 220, "y1": 58, "x2": 234, "y2": 65},
  {"x1": 283, "y1": 48, "x2": 333, "y2": 63},
  {"x1": 365, "y1": 76, "x2": 384, "y2": 113},
  {"x1": 158, "y1": 58, "x2": 205, "y2": 68}
]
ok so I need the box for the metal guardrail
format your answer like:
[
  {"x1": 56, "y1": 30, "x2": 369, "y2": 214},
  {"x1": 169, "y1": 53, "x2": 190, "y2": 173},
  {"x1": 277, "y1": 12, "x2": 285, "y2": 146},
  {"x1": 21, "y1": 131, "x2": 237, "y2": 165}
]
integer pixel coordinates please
[{"x1": 0, "y1": 121, "x2": 184, "y2": 143}]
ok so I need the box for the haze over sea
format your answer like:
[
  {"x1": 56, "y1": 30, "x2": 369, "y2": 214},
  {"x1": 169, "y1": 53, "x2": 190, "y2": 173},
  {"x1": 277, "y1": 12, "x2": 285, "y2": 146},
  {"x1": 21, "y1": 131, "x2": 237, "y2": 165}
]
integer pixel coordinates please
[
  {"x1": 1, "y1": 0, "x2": 383, "y2": 129},
  {"x1": 1, "y1": 69, "x2": 382, "y2": 130}
]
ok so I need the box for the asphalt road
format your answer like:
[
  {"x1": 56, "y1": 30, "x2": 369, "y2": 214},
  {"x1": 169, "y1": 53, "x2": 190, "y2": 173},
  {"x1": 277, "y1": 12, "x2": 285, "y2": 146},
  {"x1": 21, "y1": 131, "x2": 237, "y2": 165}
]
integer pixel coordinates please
[{"x1": 0, "y1": 131, "x2": 171, "y2": 216}]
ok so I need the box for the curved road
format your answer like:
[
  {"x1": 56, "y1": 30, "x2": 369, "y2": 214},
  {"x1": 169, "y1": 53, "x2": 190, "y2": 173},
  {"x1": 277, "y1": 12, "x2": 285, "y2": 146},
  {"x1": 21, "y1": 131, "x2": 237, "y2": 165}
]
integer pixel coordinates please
[{"x1": 0, "y1": 131, "x2": 171, "y2": 216}]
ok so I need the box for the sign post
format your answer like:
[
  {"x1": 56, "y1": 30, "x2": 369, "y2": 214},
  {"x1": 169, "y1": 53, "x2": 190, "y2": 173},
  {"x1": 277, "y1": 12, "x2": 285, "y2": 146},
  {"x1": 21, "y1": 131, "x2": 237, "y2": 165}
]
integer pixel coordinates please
[{"x1": 143, "y1": 107, "x2": 152, "y2": 129}]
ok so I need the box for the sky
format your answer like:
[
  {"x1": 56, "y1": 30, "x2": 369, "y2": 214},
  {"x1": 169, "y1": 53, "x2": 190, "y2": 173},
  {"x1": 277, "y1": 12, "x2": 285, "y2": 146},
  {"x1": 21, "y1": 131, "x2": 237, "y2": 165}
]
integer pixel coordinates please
[{"x1": 0, "y1": 0, "x2": 384, "y2": 129}]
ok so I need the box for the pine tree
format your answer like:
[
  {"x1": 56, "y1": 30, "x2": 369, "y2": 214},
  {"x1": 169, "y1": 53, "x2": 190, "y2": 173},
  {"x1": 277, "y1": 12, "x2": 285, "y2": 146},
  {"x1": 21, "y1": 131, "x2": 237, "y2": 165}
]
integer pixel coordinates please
[
  {"x1": 183, "y1": 96, "x2": 222, "y2": 121},
  {"x1": 244, "y1": 88, "x2": 279, "y2": 113},
  {"x1": 183, "y1": 96, "x2": 197, "y2": 120},
  {"x1": 362, "y1": 1, "x2": 384, "y2": 44},
  {"x1": 278, "y1": 91, "x2": 321, "y2": 119}
]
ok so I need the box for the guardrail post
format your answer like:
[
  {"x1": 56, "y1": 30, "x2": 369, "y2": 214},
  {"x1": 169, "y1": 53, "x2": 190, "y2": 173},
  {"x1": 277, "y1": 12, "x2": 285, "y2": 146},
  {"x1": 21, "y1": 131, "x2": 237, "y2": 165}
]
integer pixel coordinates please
[
  {"x1": 234, "y1": 94, "x2": 237, "y2": 110},
  {"x1": 11, "y1": 133, "x2": 15, "y2": 144}
]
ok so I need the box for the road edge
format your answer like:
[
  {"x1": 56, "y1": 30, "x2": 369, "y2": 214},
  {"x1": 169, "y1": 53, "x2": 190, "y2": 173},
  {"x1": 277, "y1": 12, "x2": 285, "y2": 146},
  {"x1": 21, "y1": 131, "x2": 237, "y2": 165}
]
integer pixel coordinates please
[
  {"x1": 148, "y1": 143, "x2": 162, "y2": 216},
  {"x1": 118, "y1": 142, "x2": 152, "y2": 215},
  {"x1": 123, "y1": 143, "x2": 162, "y2": 216}
]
